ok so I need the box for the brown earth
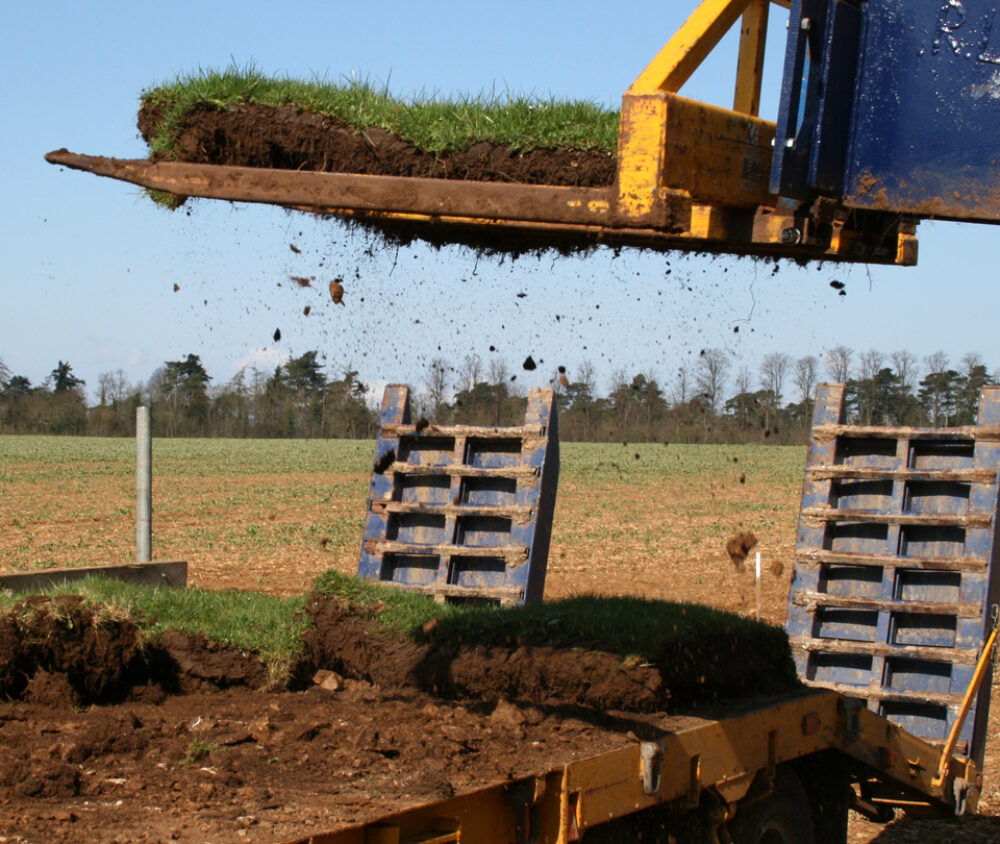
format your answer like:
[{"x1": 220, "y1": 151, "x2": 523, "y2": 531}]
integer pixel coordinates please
[
  {"x1": 0, "y1": 591, "x2": 797, "y2": 843},
  {"x1": 293, "y1": 594, "x2": 798, "y2": 713},
  {"x1": 137, "y1": 102, "x2": 616, "y2": 188}
]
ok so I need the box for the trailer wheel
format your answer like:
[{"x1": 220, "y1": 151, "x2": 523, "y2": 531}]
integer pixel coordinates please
[{"x1": 729, "y1": 769, "x2": 815, "y2": 844}]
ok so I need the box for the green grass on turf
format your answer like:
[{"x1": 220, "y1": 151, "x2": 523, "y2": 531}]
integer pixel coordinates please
[{"x1": 141, "y1": 65, "x2": 620, "y2": 158}]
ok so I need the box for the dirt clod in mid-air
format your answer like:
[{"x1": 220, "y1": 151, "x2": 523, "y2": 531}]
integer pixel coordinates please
[{"x1": 726, "y1": 530, "x2": 758, "y2": 570}]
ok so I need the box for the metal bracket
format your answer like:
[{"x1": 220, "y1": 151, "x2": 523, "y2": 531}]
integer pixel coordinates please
[
  {"x1": 640, "y1": 741, "x2": 664, "y2": 795},
  {"x1": 953, "y1": 777, "x2": 970, "y2": 817},
  {"x1": 838, "y1": 696, "x2": 862, "y2": 745}
]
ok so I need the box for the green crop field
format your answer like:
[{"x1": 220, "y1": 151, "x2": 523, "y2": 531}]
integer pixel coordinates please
[{"x1": 0, "y1": 435, "x2": 807, "y2": 621}]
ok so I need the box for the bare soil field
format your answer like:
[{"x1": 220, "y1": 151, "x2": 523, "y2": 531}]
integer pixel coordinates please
[{"x1": 1, "y1": 437, "x2": 998, "y2": 842}]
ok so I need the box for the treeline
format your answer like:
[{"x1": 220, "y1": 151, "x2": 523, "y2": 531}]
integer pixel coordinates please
[
  {"x1": 0, "y1": 353, "x2": 375, "y2": 439},
  {"x1": 0, "y1": 346, "x2": 995, "y2": 443}
]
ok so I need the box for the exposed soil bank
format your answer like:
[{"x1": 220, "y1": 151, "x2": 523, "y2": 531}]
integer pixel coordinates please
[
  {"x1": 0, "y1": 596, "x2": 266, "y2": 706},
  {"x1": 138, "y1": 102, "x2": 617, "y2": 187},
  {"x1": 0, "y1": 593, "x2": 797, "y2": 713},
  {"x1": 292, "y1": 594, "x2": 799, "y2": 713}
]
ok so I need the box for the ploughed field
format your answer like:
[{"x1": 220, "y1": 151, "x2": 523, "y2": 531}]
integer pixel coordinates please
[{"x1": 2, "y1": 436, "x2": 999, "y2": 843}]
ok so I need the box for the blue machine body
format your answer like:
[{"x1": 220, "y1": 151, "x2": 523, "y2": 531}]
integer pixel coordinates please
[
  {"x1": 773, "y1": 0, "x2": 1000, "y2": 222},
  {"x1": 786, "y1": 384, "x2": 1000, "y2": 766},
  {"x1": 358, "y1": 385, "x2": 558, "y2": 606}
]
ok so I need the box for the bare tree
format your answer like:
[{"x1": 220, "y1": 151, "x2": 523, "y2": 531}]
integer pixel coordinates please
[
  {"x1": 961, "y1": 351, "x2": 986, "y2": 375},
  {"x1": 487, "y1": 357, "x2": 509, "y2": 388},
  {"x1": 734, "y1": 366, "x2": 752, "y2": 396},
  {"x1": 760, "y1": 353, "x2": 792, "y2": 405},
  {"x1": 794, "y1": 356, "x2": 819, "y2": 404},
  {"x1": 456, "y1": 354, "x2": 483, "y2": 394},
  {"x1": 924, "y1": 350, "x2": 949, "y2": 375},
  {"x1": 858, "y1": 349, "x2": 885, "y2": 382},
  {"x1": 576, "y1": 361, "x2": 596, "y2": 395},
  {"x1": 824, "y1": 346, "x2": 853, "y2": 383},
  {"x1": 890, "y1": 350, "x2": 918, "y2": 395},
  {"x1": 425, "y1": 357, "x2": 449, "y2": 417},
  {"x1": 671, "y1": 365, "x2": 690, "y2": 406},
  {"x1": 695, "y1": 349, "x2": 730, "y2": 413}
]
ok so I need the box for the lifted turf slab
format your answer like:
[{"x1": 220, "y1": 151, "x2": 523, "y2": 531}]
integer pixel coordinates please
[{"x1": 138, "y1": 70, "x2": 617, "y2": 188}]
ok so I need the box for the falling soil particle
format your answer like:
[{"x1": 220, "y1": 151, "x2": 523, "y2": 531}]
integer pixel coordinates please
[
  {"x1": 172, "y1": 283, "x2": 179, "y2": 292},
  {"x1": 329, "y1": 278, "x2": 345, "y2": 305},
  {"x1": 523, "y1": 355, "x2": 537, "y2": 371},
  {"x1": 273, "y1": 328, "x2": 281, "y2": 341},
  {"x1": 374, "y1": 448, "x2": 395, "y2": 474},
  {"x1": 138, "y1": 102, "x2": 616, "y2": 189},
  {"x1": 726, "y1": 530, "x2": 758, "y2": 570},
  {"x1": 289, "y1": 243, "x2": 301, "y2": 254},
  {"x1": 415, "y1": 417, "x2": 430, "y2": 433},
  {"x1": 290, "y1": 275, "x2": 311, "y2": 287},
  {"x1": 303, "y1": 305, "x2": 311, "y2": 316},
  {"x1": 559, "y1": 374, "x2": 570, "y2": 388}
]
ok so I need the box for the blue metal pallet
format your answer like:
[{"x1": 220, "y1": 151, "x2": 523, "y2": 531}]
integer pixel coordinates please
[
  {"x1": 358, "y1": 384, "x2": 559, "y2": 606},
  {"x1": 787, "y1": 384, "x2": 1000, "y2": 766}
]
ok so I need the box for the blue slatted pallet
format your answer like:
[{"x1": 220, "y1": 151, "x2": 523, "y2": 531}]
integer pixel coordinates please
[
  {"x1": 787, "y1": 384, "x2": 1000, "y2": 766},
  {"x1": 358, "y1": 384, "x2": 559, "y2": 606}
]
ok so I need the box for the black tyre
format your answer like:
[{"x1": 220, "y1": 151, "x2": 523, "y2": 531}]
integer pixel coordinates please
[{"x1": 729, "y1": 768, "x2": 815, "y2": 844}]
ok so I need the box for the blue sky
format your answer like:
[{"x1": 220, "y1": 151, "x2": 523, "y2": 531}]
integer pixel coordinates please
[{"x1": 4, "y1": 1, "x2": 999, "y2": 405}]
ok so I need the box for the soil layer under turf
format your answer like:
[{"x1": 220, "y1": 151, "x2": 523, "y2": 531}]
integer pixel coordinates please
[{"x1": 138, "y1": 101, "x2": 617, "y2": 188}]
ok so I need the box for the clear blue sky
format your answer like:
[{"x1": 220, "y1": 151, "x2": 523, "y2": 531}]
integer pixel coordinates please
[{"x1": 4, "y1": 1, "x2": 998, "y2": 405}]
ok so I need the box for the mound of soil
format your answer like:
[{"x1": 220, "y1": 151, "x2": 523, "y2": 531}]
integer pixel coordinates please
[
  {"x1": 0, "y1": 594, "x2": 800, "y2": 843},
  {"x1": 292, "y1": 594, "x2": 799, "y2": 713},
  {"x1": 137, "y1": 101, "x2": 616, "y2": 188}
]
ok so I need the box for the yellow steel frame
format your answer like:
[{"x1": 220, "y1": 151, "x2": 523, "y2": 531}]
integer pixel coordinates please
[
  {"x1": 281, "y1": 690, "x2": 977, "y2": 844},
  {"x1": 617, "y1": 0, "x2": 916, "y2": 264}
]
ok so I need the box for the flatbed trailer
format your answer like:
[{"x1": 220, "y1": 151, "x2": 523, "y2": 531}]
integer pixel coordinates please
[{"x1": 284, "y1": 688, "x2": 980, "y2": 843}]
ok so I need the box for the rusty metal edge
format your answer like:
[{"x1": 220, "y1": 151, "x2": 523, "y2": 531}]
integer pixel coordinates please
[
  {"x1": 0, "y1": 561, "x2": 188, "y2": 592},
  {"x1": 45, "y1": 149, "x2": 692, "y2": 230}
]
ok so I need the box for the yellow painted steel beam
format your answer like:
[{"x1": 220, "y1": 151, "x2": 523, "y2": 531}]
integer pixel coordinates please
[
  {"x1": 934, "y1": 623, "x2": 998, "y2": 786},
  {"x1": 280, "y1": 690, "x2": 974, "y2": 844},
  {"x1": 617, "y1": 90, "x2": 774, "y2": 224},
  {"x1": 733, "y1": 0, "x2": 769, "y2": 115},
  {"x1": 627, "y1": 0, "x2": 752, "y2": 96}
]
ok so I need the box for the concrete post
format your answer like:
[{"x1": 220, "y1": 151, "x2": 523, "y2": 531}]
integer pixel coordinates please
[{"x1": 136, "y1": 406, "x2": 152, "y2": 563}]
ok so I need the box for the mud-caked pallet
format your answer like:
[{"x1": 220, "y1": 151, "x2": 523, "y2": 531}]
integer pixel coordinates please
[
  {"x1": 358, "y1": 385, "x2": 559, "y2": 606},
  {"x1": 787, "y1": 383, "x2": 1000, "y2": 766}
]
